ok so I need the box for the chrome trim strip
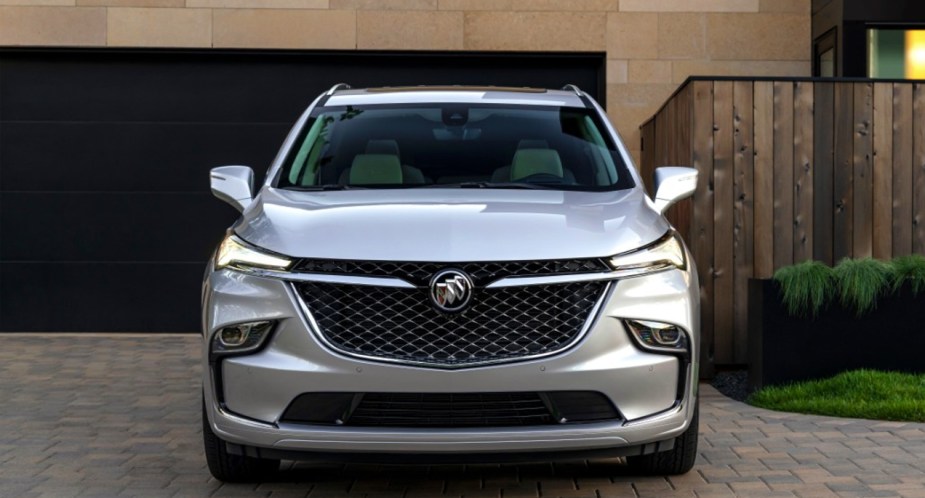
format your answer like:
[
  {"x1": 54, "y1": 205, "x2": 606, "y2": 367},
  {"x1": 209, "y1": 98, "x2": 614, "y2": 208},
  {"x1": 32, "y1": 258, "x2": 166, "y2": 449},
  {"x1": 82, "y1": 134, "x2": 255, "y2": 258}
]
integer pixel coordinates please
[
  {"x1": 486, "y1": 272, "x2": 617, "y2": 288},
  {"x1": 622, "y1": 402, "x2": 684, "y2": 427},
  {"x1": 248, "y1": 269, "x2": 415, "y2": 288},
  {"x1": 290, "y1": 281, "x2": 615, "y2": 370},
  {"x1": 247, "y1": 266, "x2": 671, "y2": 289},
  {"x1": 216, "y1": 403, "x2": 278, "y2": 430},
  {"x1": 485, "y1": 266, "x2": 675, "y2": 288}
]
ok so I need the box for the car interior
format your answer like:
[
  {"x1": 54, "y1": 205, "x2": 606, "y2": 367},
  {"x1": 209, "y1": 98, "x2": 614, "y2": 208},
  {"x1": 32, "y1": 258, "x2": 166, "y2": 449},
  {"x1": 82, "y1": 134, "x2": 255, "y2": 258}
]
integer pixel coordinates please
[{"x1": 281, "y1": 106, "x2": 631, "y2": 190}]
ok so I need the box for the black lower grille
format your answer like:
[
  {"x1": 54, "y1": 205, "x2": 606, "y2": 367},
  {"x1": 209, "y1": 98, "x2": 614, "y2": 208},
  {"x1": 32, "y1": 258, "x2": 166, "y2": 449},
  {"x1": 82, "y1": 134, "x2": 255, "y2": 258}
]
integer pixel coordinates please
[
  {"x1": 351, "y1": 392, "x2": 552, "y2": 427},
  {"x1": 280, "y1": 391, "x2": 621, "y2": 428},
  {"x1": 296, "y1": 281, "x2": 607, "y2": 367}
]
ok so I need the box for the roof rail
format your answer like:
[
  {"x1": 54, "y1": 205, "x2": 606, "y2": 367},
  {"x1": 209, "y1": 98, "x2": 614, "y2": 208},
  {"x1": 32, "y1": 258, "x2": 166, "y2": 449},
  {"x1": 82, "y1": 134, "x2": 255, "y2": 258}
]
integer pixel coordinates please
[
  {"x1": 326, "y1": 83, "x2": 351, "y2": 96},
  {"x1": 561, "y1": 84, "x2": 583, "y2": 97}
]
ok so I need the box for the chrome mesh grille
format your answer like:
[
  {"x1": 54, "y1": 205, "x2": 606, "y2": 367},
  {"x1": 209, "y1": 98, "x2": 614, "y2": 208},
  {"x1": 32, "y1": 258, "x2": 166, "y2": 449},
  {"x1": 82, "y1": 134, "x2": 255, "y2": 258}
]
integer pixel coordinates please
[
  {"x1": 293, "y1": 258, "x2": 609, "y2": 285},
  {"x1": 296, "y1": 281, "x2": 607, "y2": 367}
]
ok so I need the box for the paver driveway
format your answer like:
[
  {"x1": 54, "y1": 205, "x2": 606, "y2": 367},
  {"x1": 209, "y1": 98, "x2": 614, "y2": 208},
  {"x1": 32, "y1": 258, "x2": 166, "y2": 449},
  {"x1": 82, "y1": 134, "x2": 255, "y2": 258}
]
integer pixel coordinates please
[{"x1": 1, "y1": 334, "x2": 924, "y2": 498}]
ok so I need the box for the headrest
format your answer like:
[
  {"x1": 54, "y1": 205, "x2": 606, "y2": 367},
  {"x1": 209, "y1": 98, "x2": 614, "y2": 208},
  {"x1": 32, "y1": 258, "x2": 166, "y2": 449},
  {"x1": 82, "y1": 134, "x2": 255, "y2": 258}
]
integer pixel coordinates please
[
  {"x1": 511, "y1": 148, "x2": 563, "y2": 181},
  {"x1": 517, "y1": 139, "x2": 549, "y2": 150},
  {"x1": 366, "y1": 139, "x2": 400, "y2": 157},
  {"x1": 349, "y1": 154, "x2": 403, "y2": 185}
]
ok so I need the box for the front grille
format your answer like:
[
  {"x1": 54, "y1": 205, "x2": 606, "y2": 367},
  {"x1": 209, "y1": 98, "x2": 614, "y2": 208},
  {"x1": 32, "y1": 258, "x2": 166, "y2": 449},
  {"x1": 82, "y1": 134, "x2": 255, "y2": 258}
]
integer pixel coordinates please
[
  {"x1": 296, "y1": 280, "x2": 607, "y2": 367},
  {"x1": 293, "y1": 258, "x2": 609, "y2": 285},
  {"x1": 280, "y1": 391, "x2": 621, "y2": 428}
]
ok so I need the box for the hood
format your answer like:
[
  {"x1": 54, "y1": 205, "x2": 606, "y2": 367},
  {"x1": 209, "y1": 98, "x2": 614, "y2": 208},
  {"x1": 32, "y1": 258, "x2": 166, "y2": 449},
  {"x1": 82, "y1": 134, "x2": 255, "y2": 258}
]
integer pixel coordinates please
[{"x1": 233, "y1": 188, "x2": 670, "y2": 262}]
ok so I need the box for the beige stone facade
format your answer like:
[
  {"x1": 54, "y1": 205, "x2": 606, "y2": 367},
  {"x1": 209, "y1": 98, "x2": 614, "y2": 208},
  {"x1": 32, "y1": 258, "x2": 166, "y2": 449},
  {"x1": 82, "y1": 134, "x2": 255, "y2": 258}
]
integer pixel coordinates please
[{"x1": 0, "y1": 0, "x2": 811, "y2": 160}]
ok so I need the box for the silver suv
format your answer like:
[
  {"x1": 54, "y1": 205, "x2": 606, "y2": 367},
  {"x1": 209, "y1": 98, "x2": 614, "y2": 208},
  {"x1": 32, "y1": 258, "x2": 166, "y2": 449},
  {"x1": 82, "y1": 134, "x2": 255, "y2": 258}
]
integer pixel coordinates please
[{"x1": 202, "y1": 85, "x2": 700, "y2": 482}]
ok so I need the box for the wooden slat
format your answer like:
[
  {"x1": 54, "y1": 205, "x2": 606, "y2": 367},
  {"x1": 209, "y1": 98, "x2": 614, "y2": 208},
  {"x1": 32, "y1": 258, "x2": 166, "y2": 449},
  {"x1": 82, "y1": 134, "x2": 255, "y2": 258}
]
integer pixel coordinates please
[
  {"x1": 753, "y1": 81, "x2": 774, "y2": 278},
  {"x1": 671, "y1": 92, "x2": 679, "y2": 166},
  {"x1": 678, "y1": 84, "x2": 693, "y2": 170},
  {"x1": 672, "y1": 85, "x2": 693, "y2": 243},
  {"x1": 772, "y1": 82, "x2": 794, "y2": 269},
  {"x1": 732, "y1": 81, "x2": 754, "y2": 362},
  {"x1": 914, "y1": 83, "x2": 925, "y2": 254},
  {"x1": 853, "y1": 83, "x2": 874, "y2": 258},
  {"x1": 833, "y1": 82, "x2": 855, "y2": 261},
  {"x1": 712, "y1": 81, "x2": 735, "y2": 365},
  {"x1": 813, "y1": 82, "x2": 835, "y2": 265},
  {"x1": 691, "y1": 81, "x2": 715, "y2": 375},
  {"x1": 641, "y1": 118, "x2": 656, "y2": 195},
  {"x1": 893, "y1": 84, "x2": 914, "y2": 256},
  {"x1": 653, "y1": 110, "x2": 666, "y2": 193},
  {"x1": 654, "y1": 108, "x2": 664, "y2": 168},
  {"x1": 662, "y1": 90, "x2": 681, "y2": 232},
  {"x1": 872, "y1": 83, "x2": 894, "y2": 260},
  {"x1": 793, "y1": 81, "x2": 814, "y2": 262}
]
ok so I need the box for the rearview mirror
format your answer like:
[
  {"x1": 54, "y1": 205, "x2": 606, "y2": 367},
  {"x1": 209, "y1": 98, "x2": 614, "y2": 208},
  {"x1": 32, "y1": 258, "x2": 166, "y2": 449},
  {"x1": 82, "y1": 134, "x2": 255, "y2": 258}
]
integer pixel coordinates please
[
  {"x1": 653, "y1": 167, "x2": 697, "y2": 215},
  {"x1": 210, "y1": 166, "x2": 254, "y2": 213}
]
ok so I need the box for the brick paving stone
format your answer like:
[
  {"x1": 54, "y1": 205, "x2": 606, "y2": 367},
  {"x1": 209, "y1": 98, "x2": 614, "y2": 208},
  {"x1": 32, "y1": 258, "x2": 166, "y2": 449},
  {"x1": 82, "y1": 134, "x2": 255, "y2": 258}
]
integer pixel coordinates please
[
  {"x1": 793, "y1": 487, "x2": 842, "y2": 498},
  {"x1": 2, "y1": 334, "x2": 925, "y2": 498},
  {"x1": 689, "y1": 483, "x2": 737, "y2": 497},
  {"x1": 596, "y1": 488, "x2": 639, "y2": 498}
]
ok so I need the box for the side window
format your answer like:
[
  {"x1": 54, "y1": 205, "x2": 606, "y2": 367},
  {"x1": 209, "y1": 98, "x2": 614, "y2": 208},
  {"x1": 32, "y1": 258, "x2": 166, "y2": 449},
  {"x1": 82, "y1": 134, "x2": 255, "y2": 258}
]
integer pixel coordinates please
[{"x1": 288, "y1": 116, "x2": 332, "y2": 186}]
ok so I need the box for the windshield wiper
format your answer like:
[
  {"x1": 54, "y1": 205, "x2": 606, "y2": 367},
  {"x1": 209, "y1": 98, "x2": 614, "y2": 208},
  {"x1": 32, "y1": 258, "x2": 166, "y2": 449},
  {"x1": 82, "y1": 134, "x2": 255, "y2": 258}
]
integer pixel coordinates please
[
  {"x1": 282, "y1": 184, "x2": 360, "y2": 191},
  {"x1": 458, "y1": 182, "x2": 554, "y2": 190}
]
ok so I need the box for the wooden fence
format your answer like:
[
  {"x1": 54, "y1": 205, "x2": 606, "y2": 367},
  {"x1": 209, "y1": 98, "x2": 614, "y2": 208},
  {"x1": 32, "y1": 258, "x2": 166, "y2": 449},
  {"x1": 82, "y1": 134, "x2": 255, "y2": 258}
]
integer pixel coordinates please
[{"x1": 640, "y1": 78, "x2": 925, "y2": 371}]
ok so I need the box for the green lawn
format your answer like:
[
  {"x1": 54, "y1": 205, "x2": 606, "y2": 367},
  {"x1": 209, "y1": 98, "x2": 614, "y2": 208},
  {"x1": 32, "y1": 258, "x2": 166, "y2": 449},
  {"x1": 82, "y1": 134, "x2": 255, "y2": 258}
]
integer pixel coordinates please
[{"x1": 748, "y1": 370, "x2": 925, "y2": 422}]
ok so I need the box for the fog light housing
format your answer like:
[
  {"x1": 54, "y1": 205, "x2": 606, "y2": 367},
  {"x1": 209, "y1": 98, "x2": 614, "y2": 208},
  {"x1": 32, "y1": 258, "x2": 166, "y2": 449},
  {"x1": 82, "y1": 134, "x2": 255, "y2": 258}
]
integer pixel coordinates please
[
  {"x1": 211, "y1": 321, "x2": 275, "y2": 359},
  {"x1": 624, "y1": 319, "x2": 689, "y2": 356}
]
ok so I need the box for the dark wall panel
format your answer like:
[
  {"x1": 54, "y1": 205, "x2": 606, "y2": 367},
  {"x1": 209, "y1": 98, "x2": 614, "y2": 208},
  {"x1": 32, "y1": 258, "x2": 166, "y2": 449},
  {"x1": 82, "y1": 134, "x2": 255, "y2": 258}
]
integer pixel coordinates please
[
  {"x1": 0, "y1": 193, "x2": 234, "y2": 262},
  {"x1": 0, "y1": 50, "x2": 604, "y2": 123},
  {"x1": 0, "y1": 48, "x2": 605, "y2": 332},
  {"x1": 0, "y1": 123, "x2": 290, "y2": 191},
  {"x1": 0, "y1": 263, "x2": 203, "y2": 332}
]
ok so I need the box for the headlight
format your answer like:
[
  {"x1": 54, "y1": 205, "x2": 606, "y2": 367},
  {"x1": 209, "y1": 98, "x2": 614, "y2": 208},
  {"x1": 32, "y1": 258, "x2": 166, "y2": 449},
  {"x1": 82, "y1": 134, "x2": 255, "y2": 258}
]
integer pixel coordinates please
[
  {"x1": 215, "y1": 234, "x2": 292, "y2": 271},
  {"x1": 606, "y1": 231, "x2": 686, "y2": 277},
  {"x1": 210, "y1": 320, "x2": 275, "y2": 360},
  {"x1": 624, "y1": 319, "x2": 690, "y2": 356}
]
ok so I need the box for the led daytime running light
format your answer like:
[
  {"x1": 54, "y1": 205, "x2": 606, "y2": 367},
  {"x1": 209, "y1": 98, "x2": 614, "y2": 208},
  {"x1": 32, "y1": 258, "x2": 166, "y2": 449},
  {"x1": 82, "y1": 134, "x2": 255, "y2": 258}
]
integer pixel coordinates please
[
  {"x1": 215, "y1": 235, "x2": 292, "y2": 271},
  {"x1": 607, "y1": 231, "x2": 686, "y2": 276}
]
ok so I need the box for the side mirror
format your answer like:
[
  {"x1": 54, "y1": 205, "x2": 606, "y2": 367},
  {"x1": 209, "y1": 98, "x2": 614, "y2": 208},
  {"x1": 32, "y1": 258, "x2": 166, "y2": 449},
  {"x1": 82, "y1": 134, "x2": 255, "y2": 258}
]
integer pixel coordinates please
[
  {"x1": 653, "y1": 167, "x2": 697, "y2": 215},
  {"x1": 210, "y1": 166, "x2": 255, "y2": 213}
]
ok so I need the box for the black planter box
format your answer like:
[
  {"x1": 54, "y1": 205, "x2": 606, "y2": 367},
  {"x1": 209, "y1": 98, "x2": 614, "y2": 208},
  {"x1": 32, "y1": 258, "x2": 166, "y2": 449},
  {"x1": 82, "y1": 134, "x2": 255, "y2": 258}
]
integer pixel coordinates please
[{"x1": 748, "y1": 278, "x2": 925, "y2": 391}]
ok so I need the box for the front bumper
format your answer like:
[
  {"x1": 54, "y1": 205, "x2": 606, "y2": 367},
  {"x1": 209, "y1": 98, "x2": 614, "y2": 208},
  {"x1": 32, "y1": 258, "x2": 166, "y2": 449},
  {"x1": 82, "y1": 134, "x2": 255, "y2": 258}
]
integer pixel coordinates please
[{"x1": 202, "y1": 264, "x2": 699, "y2": 456}]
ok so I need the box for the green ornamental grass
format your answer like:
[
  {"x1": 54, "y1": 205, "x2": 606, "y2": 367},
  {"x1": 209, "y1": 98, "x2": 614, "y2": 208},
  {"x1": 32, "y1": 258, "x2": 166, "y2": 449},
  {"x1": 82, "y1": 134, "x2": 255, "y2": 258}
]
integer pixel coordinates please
[
  {"x1": 891, "y1": 254, "x2": 925, "y2": 295},
  {"x1": 748, "y1": 370, "x2": 925, "y2": 422},
  {"x1": 773, "y1": 260, "x2": 834, "y2": 317},
  {"x1": 775, "y1": 255, "x2": 925, "y2": 317},
  {"x1": 832, "y1": 258, "x2": 893, "y2": 316}
]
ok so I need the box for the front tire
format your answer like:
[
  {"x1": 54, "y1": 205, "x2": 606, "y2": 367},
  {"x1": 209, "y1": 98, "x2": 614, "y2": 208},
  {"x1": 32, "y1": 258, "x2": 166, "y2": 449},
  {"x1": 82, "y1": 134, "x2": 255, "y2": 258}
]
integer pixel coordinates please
[
  {"x1": 626, "y1": 404, "x2": 699, "y2": 475},
  {"x1": 202, "y1": 399, "x2": 279, "y2": 482}
]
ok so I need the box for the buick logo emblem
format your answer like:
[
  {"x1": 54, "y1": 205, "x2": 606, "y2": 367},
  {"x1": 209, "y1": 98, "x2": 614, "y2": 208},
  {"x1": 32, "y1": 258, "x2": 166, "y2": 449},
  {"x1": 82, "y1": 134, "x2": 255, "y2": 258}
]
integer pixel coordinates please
[{"x1": 429, "y1": 269, "x2": 473, "y2": 313}]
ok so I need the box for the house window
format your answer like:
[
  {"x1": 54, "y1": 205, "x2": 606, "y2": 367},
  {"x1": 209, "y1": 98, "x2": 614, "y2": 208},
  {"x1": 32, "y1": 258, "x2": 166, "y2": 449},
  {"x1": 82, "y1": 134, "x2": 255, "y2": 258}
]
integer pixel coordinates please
[
  {"x1": 868, "y1": 28, "x2": 925, "y2": 79},
  {"x1": 814, "y1": 28, "x2": 837, "y2": 77}
]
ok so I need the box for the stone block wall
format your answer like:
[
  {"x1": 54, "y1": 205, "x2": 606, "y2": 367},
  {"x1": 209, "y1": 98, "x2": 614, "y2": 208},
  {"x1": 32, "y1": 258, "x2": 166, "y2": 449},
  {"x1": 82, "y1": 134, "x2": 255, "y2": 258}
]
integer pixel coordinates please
[{"x1": 0, "y1": 0, "x2": 812, "y2": 162}]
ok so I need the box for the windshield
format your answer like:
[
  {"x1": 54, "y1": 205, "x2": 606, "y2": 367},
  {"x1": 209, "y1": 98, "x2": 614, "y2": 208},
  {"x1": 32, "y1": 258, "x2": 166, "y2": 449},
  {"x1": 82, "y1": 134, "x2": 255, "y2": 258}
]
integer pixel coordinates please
[{"x1": 276, "y1": 104, "x2": 635, "y2": 191}]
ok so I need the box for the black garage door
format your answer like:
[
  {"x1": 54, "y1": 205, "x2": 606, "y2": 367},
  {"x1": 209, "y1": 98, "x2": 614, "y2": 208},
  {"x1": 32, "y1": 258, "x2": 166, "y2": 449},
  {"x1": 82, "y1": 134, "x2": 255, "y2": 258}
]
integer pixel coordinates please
[{"x1": 0, "y1": 48, "x2": 604, "y2": 332}]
